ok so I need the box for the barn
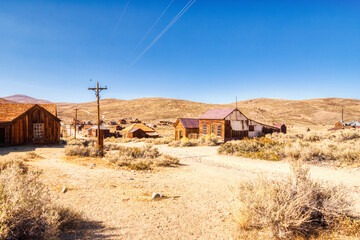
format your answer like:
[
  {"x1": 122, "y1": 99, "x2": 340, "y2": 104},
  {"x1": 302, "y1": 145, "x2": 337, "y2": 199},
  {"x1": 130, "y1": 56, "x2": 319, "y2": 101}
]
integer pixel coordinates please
[
  {"x1": 174, "y1": 118, "x2": 199, "y2": 140},
  {"x1": 0, "y1": 103, "x2": 60, "y2": 146},
  {"x1": 199, "y1": 108, "x2": 280, "y2": 142},
  {"x1": 122, "y1": 123, "x2": 159, "y2": 138}
]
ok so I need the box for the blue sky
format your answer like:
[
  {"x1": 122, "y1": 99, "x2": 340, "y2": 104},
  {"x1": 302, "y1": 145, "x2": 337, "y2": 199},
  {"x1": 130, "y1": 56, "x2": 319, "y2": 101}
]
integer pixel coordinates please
[{"x1": 0, "y1": 0, "x2": 359, "y2": 103}]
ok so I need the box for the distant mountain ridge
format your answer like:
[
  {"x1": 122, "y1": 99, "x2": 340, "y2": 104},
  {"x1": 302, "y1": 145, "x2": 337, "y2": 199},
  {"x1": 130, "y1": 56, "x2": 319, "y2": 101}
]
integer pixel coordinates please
[
  {"x1": 4, "y1": 94, "x2": 52, "y2": 104},
  {"x1": 2, "y1": 94, "x2": 360, "y2": 128}
]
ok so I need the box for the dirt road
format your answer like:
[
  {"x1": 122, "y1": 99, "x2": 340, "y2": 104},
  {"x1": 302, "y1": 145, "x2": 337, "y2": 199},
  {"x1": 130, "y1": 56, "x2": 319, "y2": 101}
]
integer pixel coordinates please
[{"x1": 1, "y1": 144, "x2": 360, "y2": 239}]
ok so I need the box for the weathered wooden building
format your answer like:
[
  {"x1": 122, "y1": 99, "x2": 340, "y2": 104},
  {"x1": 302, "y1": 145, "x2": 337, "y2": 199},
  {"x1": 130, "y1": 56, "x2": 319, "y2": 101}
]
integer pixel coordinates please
[
  {"x1": 199, "y1": 108, "x2": 280, "y2": 142},
  {"x1": 0, "y1": 104, "x2": 60, "y2": 146},
  {"x1": 117, "y1": 119, "x2": 127, "y2": 125},
  {"x1": 123, "y1": 128, "x2": 147, "y2": 138},
  {"x1": 174, "y1": 118, "x2": 199, "y2": 140},
  {"x1": 273, "y1": 123, "x2": 287, "y2": 134},
  {"x1": 86, "y1": 125, "x2": 110, "y2": 138},
  {"x1": 122, "y1": 123, "x2": 159, "y2": 138}
]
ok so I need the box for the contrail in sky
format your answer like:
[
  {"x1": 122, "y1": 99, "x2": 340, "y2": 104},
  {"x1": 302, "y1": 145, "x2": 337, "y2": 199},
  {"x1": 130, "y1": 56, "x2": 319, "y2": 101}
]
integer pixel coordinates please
[
  {"x1": 109, "y1": 0, "x2": 131, "y2": 42},
  {"x1": 130, "y1": 0, "x2": 175, "y2": 57},
  {"x1": 130, "y1": 0, "x2": 197, "y2": 67}
]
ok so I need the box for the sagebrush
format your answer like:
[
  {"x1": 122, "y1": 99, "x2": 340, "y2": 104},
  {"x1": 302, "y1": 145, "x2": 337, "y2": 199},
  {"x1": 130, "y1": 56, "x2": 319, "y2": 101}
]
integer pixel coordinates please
[
  {"x1": 0, "y1": 160, "x2": 82, "y2": 239},
  {"x1": 234, "y1": 163, "x2": 360, "y2": 239}
]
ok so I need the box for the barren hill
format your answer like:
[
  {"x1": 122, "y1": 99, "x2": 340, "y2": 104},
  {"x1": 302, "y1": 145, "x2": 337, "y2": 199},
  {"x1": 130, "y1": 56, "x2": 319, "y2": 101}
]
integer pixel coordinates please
[
  {"x1": 4, "y1": 94, "x2": 52, "y2": 104},
  {"x1": 57, "y1": 97, "x2": 360, "y2": 128},
  {"x1": 0, "y1": 98, "x2": 15, "y2": 104}
]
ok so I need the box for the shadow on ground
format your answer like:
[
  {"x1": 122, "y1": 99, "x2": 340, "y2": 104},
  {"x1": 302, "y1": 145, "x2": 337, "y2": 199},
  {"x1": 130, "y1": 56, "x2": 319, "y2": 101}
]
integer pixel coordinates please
[
  {"x1": 0, "y1": 144, "x2": 65, "y2": 156},
  {"x1": 61, "y1": 220, "x2": 118, "y2": 240}
]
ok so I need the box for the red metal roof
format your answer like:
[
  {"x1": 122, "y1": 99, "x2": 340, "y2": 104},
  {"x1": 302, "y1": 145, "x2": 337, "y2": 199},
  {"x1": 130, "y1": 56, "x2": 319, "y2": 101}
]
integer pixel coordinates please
[
  {"x1": 199, "y1": 108, "x2": 236, "y2": 120},
  {"x1": 0, "y1": 104, "x2": 57, "y2": 122},
  {"x1": 179, "y1": 118, "x2": 199, "y2": 128},
  {"x1": 273, "y1": 123, "x2": 285, "y2": 129}
]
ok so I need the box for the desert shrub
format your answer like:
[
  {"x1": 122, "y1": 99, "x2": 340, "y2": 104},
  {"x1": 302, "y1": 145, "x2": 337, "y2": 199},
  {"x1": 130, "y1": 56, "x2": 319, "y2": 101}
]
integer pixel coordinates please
[
  {"x1": 105, "y1": 145, "x2": 179, "y2": 170},
  {"x1": 233, "y1": 163, "x2": 359, "y2": 239},
  {"x1": 335, "y1": 129, "x2": 360, "y2": 142},
  {"x1": 151, "y1": 137, "x2": 173, "y2": 145},
  {"x1": 103, "y1": 143, "x2": 120, "y2": 151},
  {"x1": 180, "y1": 137, "x2": 198, "y2": 147},
  {"x1": 26, "y1": 151, "x2": 44, "y2": 159},
  {"x1": 199, "y1": 134, "x2": 219, "y2": 146},
  {"x1": 0, "y1": 161, "x2": 82, "y2": 239},
  {"x1": 303, "y1": 132, "x2": 321, "y2": 142},
  {"x1": 65, "y1": 145, "x2": 103, "y2": 157},
  {"x1": 218, "y1": 137, "x2": 284, "y2": 161},
  {"x1": 0, "y1": 159, "x2": 28, "y2": 174},
  {"x1": 67, "y1": 139, "x2": 95, "y2": 147},
  {"x1": 168, "y1": 140, "x2": 181, "y2": 147}
]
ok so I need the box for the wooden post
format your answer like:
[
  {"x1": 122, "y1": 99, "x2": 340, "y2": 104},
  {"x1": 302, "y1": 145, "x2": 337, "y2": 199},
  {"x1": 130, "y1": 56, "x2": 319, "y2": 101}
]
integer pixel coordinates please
[
  {"x1": 74, "y1": 108, "x2": 79, "y2": 139},
  {"x1": 88, "y1": 81, "x2": 107, "y2": 150}
]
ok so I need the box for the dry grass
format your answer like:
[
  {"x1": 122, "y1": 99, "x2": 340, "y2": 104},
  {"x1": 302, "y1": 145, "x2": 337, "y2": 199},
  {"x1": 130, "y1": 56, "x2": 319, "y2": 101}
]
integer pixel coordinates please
[
  {"x1": 65, "y1": 139, "x2": 104, "y2": 157},
  {"x1": 219, "y1": 129, "x2": 360, "y2": 166},
  {"x1": 0, "y1": 160, "x2": 83, "y2": 239},
  {"x1": 233, "y1": 162, "x2": 360, "y2": 239},
  {"x1": 168, "y1": 134, "x2": 219, "y2": 148},
  {"x1": 105, "y1": 145, "x2": 180, "y2": 170},
  {"x1": 218, "y1": 137, "x2": 284, "y2": 161}
]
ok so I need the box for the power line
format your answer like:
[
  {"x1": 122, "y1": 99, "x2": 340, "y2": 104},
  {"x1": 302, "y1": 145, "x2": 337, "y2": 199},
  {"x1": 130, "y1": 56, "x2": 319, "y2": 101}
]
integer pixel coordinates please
[
  {"x1": 130, "y1": 0, "x2": 197, "y2": 67},
  {"x1": 129, "y1": 0, "x2": 175, "y2": 57},
  {"x1": 109, "y1": 0, "x2": 131, "y2": 43}
]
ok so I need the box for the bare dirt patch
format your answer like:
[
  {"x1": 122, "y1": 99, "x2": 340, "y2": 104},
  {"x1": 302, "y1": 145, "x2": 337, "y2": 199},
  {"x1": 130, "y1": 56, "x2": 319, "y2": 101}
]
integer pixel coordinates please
[{"x1": 1, "y1": 144, "x2": 360, "y2": 239}]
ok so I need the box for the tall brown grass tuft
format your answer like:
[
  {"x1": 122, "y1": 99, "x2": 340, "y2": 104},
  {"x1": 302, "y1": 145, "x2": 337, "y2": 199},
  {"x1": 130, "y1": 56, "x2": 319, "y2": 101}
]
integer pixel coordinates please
[
  {"x1": 0, "y1": 160, "x2": 82, "y2": 239},
  {"x1": 233, "y1": 162, "x2": 360, "y2": 239}
]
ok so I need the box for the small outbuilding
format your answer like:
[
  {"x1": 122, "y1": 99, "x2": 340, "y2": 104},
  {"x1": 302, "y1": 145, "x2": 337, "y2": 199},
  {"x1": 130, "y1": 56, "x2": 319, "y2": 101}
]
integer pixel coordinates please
[
  {"x1": 86, "y1": 125, "x2": 111, "y2": 138},
  {"x1": 173, "y1": 118, "x2": 199, "y2": 140},
  {"x1": 273, "y1": 123, "x2": 287, "y2": 134},
  {"x1": 122, "y1": 123, "x2": 159, "y2": 138}
]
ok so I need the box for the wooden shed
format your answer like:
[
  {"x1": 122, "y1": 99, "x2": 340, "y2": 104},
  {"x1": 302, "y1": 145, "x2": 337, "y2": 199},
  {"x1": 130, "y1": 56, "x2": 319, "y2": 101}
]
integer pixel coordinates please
[
  {"x1": 173, "y1": 118, "x2": 199, "y2": 140},
  {"x1": 123, "y1": 128, "x2": 147, "y2": 138},
  {"x1": 273, "y1": 123, "x2": 287, "y2": 134},
  {"x1": 199, "y1": 108, "x2": 280, "y2": 142},
  {"x1": 0, "y1": 104, "x2": 60, "y2": 146},
  {"x1": 122, "y1": 123, "x2": 159, "y2": 138},
  {"x1": 117, "y1": 119, "x2": 127, "y2": 125},
  {"x1": 86, "y1": 125, "x2": 110, "y2": 138}
]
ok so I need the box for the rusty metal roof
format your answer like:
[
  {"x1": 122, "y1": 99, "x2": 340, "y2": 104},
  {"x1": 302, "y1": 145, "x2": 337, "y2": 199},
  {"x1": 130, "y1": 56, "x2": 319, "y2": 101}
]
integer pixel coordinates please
[
  {"x1": 0, "y1": 104, "x2": 57, "y2": 122},
  {"x1": 199, "y1": 108, "x2": 237, "y2": 120},
  {"x1": 179, "y1": 118, "x2": 199, "y2": 128},
  {"x1": 273, "y1": 123, "x2": 285, "y2": 129},
  {"x1": 123, "y1": 123, "x2": 156, "y2": 133}
]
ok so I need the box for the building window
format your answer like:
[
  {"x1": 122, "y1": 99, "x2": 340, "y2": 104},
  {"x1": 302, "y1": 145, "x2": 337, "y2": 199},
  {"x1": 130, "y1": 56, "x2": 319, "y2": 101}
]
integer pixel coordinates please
[
  {"x1": 249, "y1": 125, "x2": 255, "y2": 131},
  {"x1": 33, "y1": 123, "x2": 44, "y2": 139},
  {"x1": 203, "y1": 124, "x2": 207, "y2": 135},
  {"x1": 217, "y1": 125, "x2": 221, "y2": 137},
  {"x1": 211, "y1": 125, "x2": 214, "y2": 134}
]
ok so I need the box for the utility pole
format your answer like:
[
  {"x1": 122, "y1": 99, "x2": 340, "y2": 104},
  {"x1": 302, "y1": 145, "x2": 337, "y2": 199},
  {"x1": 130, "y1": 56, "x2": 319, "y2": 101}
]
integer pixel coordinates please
[
  {"x1": 88, "y1": 81, "x2": 107, "y2": 150},
  {"x1": 74, "y1": 108, "x2": 79, "y2": 139},
  {"x1": 342, "y1": 108, "x2": 344, "y2": 122}
]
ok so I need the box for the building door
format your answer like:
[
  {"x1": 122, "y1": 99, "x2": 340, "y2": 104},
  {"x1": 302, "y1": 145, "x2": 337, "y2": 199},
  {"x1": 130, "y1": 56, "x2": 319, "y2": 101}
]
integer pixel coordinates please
[{"x1": 0, "y1": 128, "x2": 5, "y2": 144}]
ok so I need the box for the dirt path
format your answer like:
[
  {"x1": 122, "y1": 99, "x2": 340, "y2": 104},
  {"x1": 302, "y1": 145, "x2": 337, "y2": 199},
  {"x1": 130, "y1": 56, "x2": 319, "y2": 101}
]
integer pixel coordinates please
[{"x1": 1, "y1": 144, "x2": 360, "y2": 239}]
